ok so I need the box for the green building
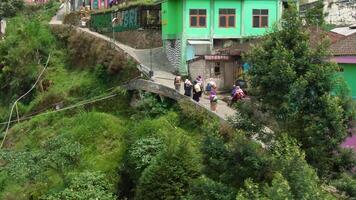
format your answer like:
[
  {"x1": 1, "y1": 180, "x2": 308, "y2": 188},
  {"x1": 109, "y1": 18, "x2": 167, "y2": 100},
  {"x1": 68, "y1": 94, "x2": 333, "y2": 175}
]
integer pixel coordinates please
[
  {"x1": 161, "y1": 0, "x2": 291, "y2": 90},
  {"x1": 330, "y1": 32, "x2": 356, "y2": 99}
]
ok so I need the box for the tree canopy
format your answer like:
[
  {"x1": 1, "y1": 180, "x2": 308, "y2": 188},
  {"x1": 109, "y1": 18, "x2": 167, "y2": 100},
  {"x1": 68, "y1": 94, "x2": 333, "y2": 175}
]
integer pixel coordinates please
[
  {"x1": 0, "y1": 0, "x2": 24, "y2": 19},
  {"x1": 245, "y1": 3, "x2": 353, "y2": 176}
]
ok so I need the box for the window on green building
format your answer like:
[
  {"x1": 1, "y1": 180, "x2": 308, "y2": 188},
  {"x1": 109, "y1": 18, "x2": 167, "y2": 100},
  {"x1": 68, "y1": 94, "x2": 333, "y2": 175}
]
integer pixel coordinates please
[
  {"x1": 252, "y1": 9, "x2": 268, "y2": 28},
  {"x1": 190, "y1": 9, "x2": 207, "y2": 27},
  {"x1": 219, "y1": 9, "x2": 236, "y2": 28}
]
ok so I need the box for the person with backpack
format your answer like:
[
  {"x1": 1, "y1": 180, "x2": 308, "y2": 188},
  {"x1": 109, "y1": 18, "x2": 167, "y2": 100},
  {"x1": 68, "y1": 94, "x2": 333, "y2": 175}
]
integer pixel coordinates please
[
  {"x1": 192, "y1": 80, "x2": 202, "y2": 102},
  {"x1": 174, "y1": 75, "x2": 181, "y2": 92},
  {"x1": 184, "y1": 79, "x2": 192, "y2": 97},
  {"x1": 210, "y1": 90, "x2": 218, "y2": 112}
]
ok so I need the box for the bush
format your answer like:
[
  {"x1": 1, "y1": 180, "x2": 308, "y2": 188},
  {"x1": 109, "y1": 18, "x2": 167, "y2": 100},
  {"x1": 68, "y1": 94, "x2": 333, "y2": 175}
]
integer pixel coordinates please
[
  {"x1": 135, "y1": 134, "x2": 201, "y2": 200},
  {"x1": 134, "y1": 92, "x2": 172, "y2": 118},
  {"x1": 42, "y1": 171, "x2": 117, "y2": 200},
  {"x1": 331, "y1": 173, "x2": 356, "y2": 198},
  {"x1": 128, "y1": 136, "x2": 164, "y2": 175},
  {"x1": 186, "y1": 176, "x2": 236, "y2": 200}
]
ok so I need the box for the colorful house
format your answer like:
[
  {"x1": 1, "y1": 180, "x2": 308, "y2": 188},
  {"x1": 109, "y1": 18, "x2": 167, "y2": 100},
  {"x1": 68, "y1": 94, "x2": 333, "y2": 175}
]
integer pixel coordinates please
[
  {"x1": 331, "y1": 32, "x2": 356, "y2": 99},
  {"x1": 161, "y1": 0, "x2": 291, "y2": 90}
]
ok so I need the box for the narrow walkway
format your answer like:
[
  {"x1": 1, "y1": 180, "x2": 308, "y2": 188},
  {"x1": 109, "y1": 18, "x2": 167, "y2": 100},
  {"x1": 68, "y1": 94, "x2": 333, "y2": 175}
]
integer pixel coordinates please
[{"x1": 50, "y1": 7, "x2": 236, "y2": 120}]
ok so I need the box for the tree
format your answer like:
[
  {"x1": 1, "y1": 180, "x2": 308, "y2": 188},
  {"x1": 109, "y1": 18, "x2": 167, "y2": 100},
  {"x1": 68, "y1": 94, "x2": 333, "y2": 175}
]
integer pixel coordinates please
[
  {"x1": 0, "y1": 0, "x2": 24, "y2": 18},
  {"x1": 245, "y1": 3, "x2": 350, "y2": 176},
  {"x1": 270, "y1": 135, "x2": 334, "y2": 200},
  {"x1": 304, "y1": 0, "x2": 325, "y2": 27},
  {"x1": 185, "y1": 176, "x2": 236, "y2": 200},
  {"x1": 135, "y1": 135, "x2": 201, "y2": 200},
  {"x1": 264, "y1": 173, "x2": 293, "y2": 200}
]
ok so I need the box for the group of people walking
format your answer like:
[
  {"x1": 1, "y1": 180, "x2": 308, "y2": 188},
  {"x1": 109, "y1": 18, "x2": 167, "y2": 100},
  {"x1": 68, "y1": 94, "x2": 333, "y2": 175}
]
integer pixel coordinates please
[
  {"x1": 174, "y1": 75, "x2": 219, "y2": 112},
  {"x1": 174, "y1": 75, "x2": 246, "y2": 112}
]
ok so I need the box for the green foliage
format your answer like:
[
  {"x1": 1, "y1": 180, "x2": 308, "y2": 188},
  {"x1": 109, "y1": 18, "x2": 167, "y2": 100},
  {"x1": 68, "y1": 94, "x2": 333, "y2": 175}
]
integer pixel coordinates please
[
  {"x1": 201, "y1": 133, "x2": 231, "y2": 182},
  {"x1": 304, "y1": 0, "x2": 325, "y2": 27},
  {"x1": 0, "y1": 0, "x2": 24, "y2": 18},
  {"x1": 177, "y1": 99, "x2": 218, "y2": 131},
  {"x1": 331, "y1": 173, "x2": 356, "y2": 198},
  {"x1": 127, "y1": 136, "x2": 164, "y2": 174},
  {"x1": 134, "y1": 92, "x2": 172, "y2": 118},
  {"x1": 135, "y1": 134, "x2": 201, "y2": 200},
  {"x1": 202, "y1": 132, "x2": 272, "y2": 188},
  {"x1": 186, "y1": 176, "x2": 236, "y2": 200},
  {"x1": 236, "y1": 174, "x2": 294, "y2": 200},
  {"x1": 245, "y1": 3, "x2": 349, "y2": 176},
  {"x1": 0, "y1": 5, "x2": 56, "y2": 104},
  {"x1": 270, "y1": 135, "x2": 334, "y2": 200},
  {"x1": 42, "y1": 171, "x2": 117, "y2": 200},
  {"x1": 41, "y1": 135, "x2": 82, "y2": 173},
  {"x1": 0, "y1": 111, "x2": 128, "y2": 199},
  {"x1": 264, "y1": 173, "x2": 293, "y2": 200},
  {"x1": 236, "y1": 179, "x2": 266, "y2": 200}
]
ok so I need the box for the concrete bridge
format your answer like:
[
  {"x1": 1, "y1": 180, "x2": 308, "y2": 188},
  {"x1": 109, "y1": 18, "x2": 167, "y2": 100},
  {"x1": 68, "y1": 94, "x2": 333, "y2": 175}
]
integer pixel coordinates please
[{"x1": 125, "y1": 78, "x2": 229, "y2": 122}]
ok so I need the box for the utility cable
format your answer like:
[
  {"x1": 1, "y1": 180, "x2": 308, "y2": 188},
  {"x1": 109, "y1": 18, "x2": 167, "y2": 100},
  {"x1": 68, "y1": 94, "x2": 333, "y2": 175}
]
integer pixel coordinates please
[{"x1": 0, "y1": 54, "x2": 51, "y2": 149}]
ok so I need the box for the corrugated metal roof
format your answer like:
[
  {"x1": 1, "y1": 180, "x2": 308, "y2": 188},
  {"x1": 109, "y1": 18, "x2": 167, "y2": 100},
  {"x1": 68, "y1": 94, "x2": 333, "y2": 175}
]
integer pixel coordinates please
[{"x1": 331, "y1": 26, "x2": 356, "y2": 36}]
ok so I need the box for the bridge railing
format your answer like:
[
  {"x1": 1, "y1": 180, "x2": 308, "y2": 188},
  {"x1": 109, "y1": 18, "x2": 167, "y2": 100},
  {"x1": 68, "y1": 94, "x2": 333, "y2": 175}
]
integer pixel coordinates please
[{"x1": 137, "y1": 64, "x2": 154, "y2": 80}]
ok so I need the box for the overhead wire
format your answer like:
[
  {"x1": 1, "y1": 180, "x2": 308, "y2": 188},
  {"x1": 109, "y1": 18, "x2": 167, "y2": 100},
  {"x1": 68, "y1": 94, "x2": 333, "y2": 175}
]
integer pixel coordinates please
[{"x1": 0, "y1": 54, "x2": 51, "y2": 149}]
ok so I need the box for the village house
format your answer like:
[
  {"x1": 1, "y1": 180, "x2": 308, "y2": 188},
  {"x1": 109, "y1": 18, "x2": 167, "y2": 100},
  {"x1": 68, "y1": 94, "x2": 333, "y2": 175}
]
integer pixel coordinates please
[
  {"x1": 330, "y1": 29, "x2": 356, "y2": 99},
  {"x1": 161, "y1": 0, "x2": 292, "y2": 90}
]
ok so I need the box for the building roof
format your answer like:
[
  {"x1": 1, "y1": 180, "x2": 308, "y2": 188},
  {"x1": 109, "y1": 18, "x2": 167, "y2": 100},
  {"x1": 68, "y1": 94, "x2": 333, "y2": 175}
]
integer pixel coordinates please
[
  {"x1": 307, "y1": 27, "x2": 345, "y2": 48},
  {"x1": 330, "y1": 33, "x2": 356, "y2": 56},
  {"x1": 331, "y1": 26, "x2": 356, "y2": 36}
]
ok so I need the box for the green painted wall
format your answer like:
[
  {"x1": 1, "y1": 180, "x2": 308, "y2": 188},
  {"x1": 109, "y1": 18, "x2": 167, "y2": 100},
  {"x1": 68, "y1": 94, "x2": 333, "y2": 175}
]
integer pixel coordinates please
[
  {"x1": 242, "y1": 0, "x2": 278, "y2": 36},
  {"x1": 340, "y1": 63, "x2": 356, "y2": 99},
  {"x1": 162, "y1": 0, "x2": 183, "y2": 39},
  {"x1": 185, "y1": 0, "x2": 211, "y2": 39},
  {"x1": 213, "y1": 0, "x2": 242, "y2": 38}
]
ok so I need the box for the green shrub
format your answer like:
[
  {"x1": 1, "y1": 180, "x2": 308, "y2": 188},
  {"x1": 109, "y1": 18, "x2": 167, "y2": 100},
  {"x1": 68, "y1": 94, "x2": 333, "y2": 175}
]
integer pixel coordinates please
[
  {"x1": 134, "y1": 92, "x2": 172, "y2": 118},
  {"x1": 41, "y1": 171, "x2": 117, "y2": 200},
  {"x1": 128, "y1": 136, "x2": 164, "y2": 175},
  {"x1": 135, "y1": 134, "x2": 201, "y2": 200},
  {"x1": 331, "y1": 173, "x2": 356, "y2": 198},
  {"x1": 186, "y1": 176, "x2": 236, "y2": 200},
  {"x1": 40, "y1": 135, "x2": 82, "y2": 173}
]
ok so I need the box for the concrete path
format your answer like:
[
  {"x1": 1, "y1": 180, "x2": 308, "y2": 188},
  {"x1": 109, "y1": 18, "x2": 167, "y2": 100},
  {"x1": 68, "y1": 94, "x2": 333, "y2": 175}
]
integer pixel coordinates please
[{"x1": 50, "y1": 7, "x2": 236, "y2": 120}]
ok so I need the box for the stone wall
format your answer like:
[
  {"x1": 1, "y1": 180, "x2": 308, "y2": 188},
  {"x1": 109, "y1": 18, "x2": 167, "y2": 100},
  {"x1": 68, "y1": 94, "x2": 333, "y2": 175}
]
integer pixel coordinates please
[
  {"x1": 301, "y1": 0, "x2": 356, "y2": 25},
  {"x1": 324, "y1": 0, "x2": 356, "y2": 25},
  {"x1": 164, "y1": 39, "x2": 181, "y2": 71},
  {"x1": 110, "y1": 29, "x2": 162, "y2": 49}
]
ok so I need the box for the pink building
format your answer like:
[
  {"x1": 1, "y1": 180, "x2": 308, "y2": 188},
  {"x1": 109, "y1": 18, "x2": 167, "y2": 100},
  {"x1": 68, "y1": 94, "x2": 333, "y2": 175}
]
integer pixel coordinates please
[{"x1": 90, "y1": 0, "x2": 109, "y2": 9}]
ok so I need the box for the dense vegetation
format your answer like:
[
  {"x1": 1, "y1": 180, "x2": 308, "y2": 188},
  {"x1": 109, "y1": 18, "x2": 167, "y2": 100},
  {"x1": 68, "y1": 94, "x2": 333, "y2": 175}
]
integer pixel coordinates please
[
  {"x1": 0, "y1": 2, "x2": 355, "y2": 200},
  {"x1": 0, "y1": 0, "x2": 24, "y2": 19},
  {"x1": 245, "y1": 4, "x2": 356, "y2": 198}
]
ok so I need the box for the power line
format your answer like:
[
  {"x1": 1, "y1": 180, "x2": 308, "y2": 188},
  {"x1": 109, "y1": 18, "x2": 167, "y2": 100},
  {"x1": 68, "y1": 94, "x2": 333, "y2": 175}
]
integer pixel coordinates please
[{"x1": 0, "y1": 54, "x2": 51, "y2": 149}]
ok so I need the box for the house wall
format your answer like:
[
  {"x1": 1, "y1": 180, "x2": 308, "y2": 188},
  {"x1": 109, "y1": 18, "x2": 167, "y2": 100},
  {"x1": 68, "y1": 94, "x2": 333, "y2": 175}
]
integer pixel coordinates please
[
  {"x1": 213, "y1": 0, "x2": 242, "y2": 38},
  {"x1": 340, "y1": 63, "x2": 356, "y2": 99},
  {"x1": 185, "y1": 0, "x2": 211, "y2": 39},
  {"x1": 242, "y1": 0, "x2": 279, "y2": 36},
  {"x1": 162, "y1": 0, "x2": 281, "y2": 76},
  {"x1": 162, "y1": 0, "x2": 183, "y2": 39},
  {"x1": 189, "y1": 59, "x2": 235, "y2": 90}
]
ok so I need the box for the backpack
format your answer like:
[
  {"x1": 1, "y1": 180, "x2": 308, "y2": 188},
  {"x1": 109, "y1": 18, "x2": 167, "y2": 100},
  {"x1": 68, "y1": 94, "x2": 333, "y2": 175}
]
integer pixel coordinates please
[
  {"x1": 194, "y1": 84, "x2": 201, "y2": 92},
  {"x1": 205, "y1": 83, "x2": 212, "y2": 91}
]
